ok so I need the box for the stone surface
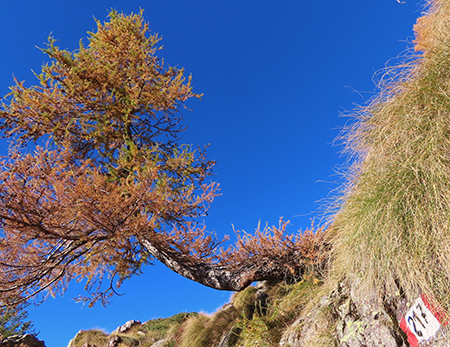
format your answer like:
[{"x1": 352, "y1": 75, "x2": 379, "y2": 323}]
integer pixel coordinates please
[
  {"x1": 149, "y1": 340, "x2": 167, "y2": 347},
  {"x1": 279, "y1": 295, "x2": 331, "y2": 347},
  {"x1": 280, "y1": 276, "x2": 450, "y2": 347},
  {"x1": 111, "y1": 320, "x2": 141, "y2": 334},
  {"x1": 107, "y1": 336, "x2": 121, "y2": 347},
  {"x1": 280, "y1": 278, "x2": 409, "y2": 347},
  {"x1": 216, "y1": 328, "x2": 235, "y2": 347},
  {"x1": 0, "y1": 334, "x2": 46, "y2": 347}
]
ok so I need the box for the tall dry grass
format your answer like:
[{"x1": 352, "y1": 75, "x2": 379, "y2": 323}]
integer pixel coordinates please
[{"x1": 329, "y1": 0, "x2": 450, "y2": 313}]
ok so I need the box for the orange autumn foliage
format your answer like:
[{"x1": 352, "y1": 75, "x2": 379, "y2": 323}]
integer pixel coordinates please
[
  {"x1": 220, "y1": 220, "x2": 328, "y2": 279},
  {"x1": 0, "y1": 10, "x2": 329, "y2": 308}
]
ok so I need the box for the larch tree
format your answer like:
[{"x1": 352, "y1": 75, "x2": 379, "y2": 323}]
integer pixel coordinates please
[
  {"x1": 0, "y1": 10, "x2": 327, "y2": 308},
  {"x1": 0, "y1": 304, "x2": 37, "y2": 338}
]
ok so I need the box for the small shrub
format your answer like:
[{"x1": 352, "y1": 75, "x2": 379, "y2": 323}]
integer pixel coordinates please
[{"x1": 0, "y1": 305, "x2": 37, "y2": 338}]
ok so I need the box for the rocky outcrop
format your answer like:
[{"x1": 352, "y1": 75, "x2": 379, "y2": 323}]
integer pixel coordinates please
[
  {"x1": 280, "y1": 294, "x2": 333, "y2": 347},
  {"x1": 111, "y1": 320, "x2": 141, "y2": 335},
  {"x1": 0, "y1": 335, "x2": 46, "y2": 347},
  {"x1": 280, "y1": 277, "x2": 450, "y2": 347},
  {"x1": 106, "y1": 336, "x2": 121, "y2": 347},
  {"x1": 63, "y1": 278, "x2": 450, "y2": 347},
  {"x1": 332, "y1": 281, "x2": 406, "y2": 347},
  {"x1": 280, "y1": 278, "x2": 406, "y2": 347}
]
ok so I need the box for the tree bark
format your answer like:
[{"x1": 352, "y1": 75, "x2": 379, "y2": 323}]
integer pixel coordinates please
[{"x1": 142, "y1": 239, "x2": 306, "y2": 291}]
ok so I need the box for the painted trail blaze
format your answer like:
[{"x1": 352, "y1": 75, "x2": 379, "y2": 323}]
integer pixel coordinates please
[{"x1": 400, "y1": 296, "x2": 447, "y2": 347}]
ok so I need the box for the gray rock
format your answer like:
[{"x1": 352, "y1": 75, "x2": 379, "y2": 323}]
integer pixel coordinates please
[
  {"x1": 149, "y1": 340, "x2": 167, "y2": 347},
  {"x1": 107, "y1": 335, "x2": 121, "y2": 347},
  {"x1": 0, "y1": 334, "x2": 46, "y2": 347},
  {"x1": 216, "y1": 329, "x2": 232, "y2": 347},
  {"x1": 280, "y1": 277, "x2": 409, "y2": 347},
  {"x1": 280, "y1": 295, "x2": 331, "y2": 347},
  {"x1": 254, "y1": 281, "x2": 267, "y2": 290},
  {"x1": 112, "y1": 320, "x2": 141, "y2": 334}
]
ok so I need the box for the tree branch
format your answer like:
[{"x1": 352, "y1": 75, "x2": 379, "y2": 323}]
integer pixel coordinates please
[{"x1": 142, "y1": 239, "x2": 306, "y2": 291}]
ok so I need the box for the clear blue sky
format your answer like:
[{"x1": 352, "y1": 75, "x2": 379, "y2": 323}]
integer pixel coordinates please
[{"x1": 0, "y1": 1, "x2": 421, "y2": 346}]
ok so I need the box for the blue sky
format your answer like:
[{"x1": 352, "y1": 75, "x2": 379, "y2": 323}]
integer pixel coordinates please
[{"x1": 0, "y1": 1, "x2": 421, "y2": 346}]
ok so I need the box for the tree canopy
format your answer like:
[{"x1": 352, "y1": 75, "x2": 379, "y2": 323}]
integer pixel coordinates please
[{"x1": 0, "y1": 10, "x2": 327, "y2": 308}]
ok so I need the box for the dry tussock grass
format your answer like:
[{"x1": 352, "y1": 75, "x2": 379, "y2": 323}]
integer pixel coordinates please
[
  {"x1": 70, "y1": 329, "x2": 109, "y2": 347},
  {"x1": 329, "y1": 0, "x2": 450, "y2": 316},
  {"x1": 177, "y1": 309, "x2": 238, "y2": 347},
  {"x1": 177, "y1": 314, "x2": 211, "y2": 347}
]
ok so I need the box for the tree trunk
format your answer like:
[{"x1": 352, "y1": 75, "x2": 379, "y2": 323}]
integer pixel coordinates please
[{"x1": 142, "y1": 240, "x2": 306, "y2": 291}]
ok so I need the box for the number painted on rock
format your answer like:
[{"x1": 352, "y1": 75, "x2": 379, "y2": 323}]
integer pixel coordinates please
[{"x1": 404, "y1": 297, "x2": 441, "y2": 343}]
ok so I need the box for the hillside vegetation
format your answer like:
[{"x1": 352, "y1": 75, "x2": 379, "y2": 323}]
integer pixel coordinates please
[
  {"x1": 330, "y1": 0, "x2": 450, "y2": 314},
  {"x1": 68, "y1": 280, "x2": 323, "y2": 347}
]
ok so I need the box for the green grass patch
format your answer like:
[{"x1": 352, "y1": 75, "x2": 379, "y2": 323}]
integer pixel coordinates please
[{"x1": 234, "y1": 280, "x2": 322, "y2": 346}]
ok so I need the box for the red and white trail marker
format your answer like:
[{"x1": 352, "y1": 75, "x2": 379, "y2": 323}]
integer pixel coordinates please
[{"x1": 400, "y1": 295, "x2": 446, "y2": 347}]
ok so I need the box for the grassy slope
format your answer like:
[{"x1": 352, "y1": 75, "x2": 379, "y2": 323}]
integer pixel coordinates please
[
  {"x1": 329, "y1": 0, "x2": 450, "y2": 314},
  {"x1": 68, "y1": 280, "x2": 323, "y2": 347}
]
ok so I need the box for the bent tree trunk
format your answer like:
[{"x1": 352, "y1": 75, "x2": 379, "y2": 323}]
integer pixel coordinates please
[{"x1": 142, "y1": 239, "x2": 308, "y2": 291}]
